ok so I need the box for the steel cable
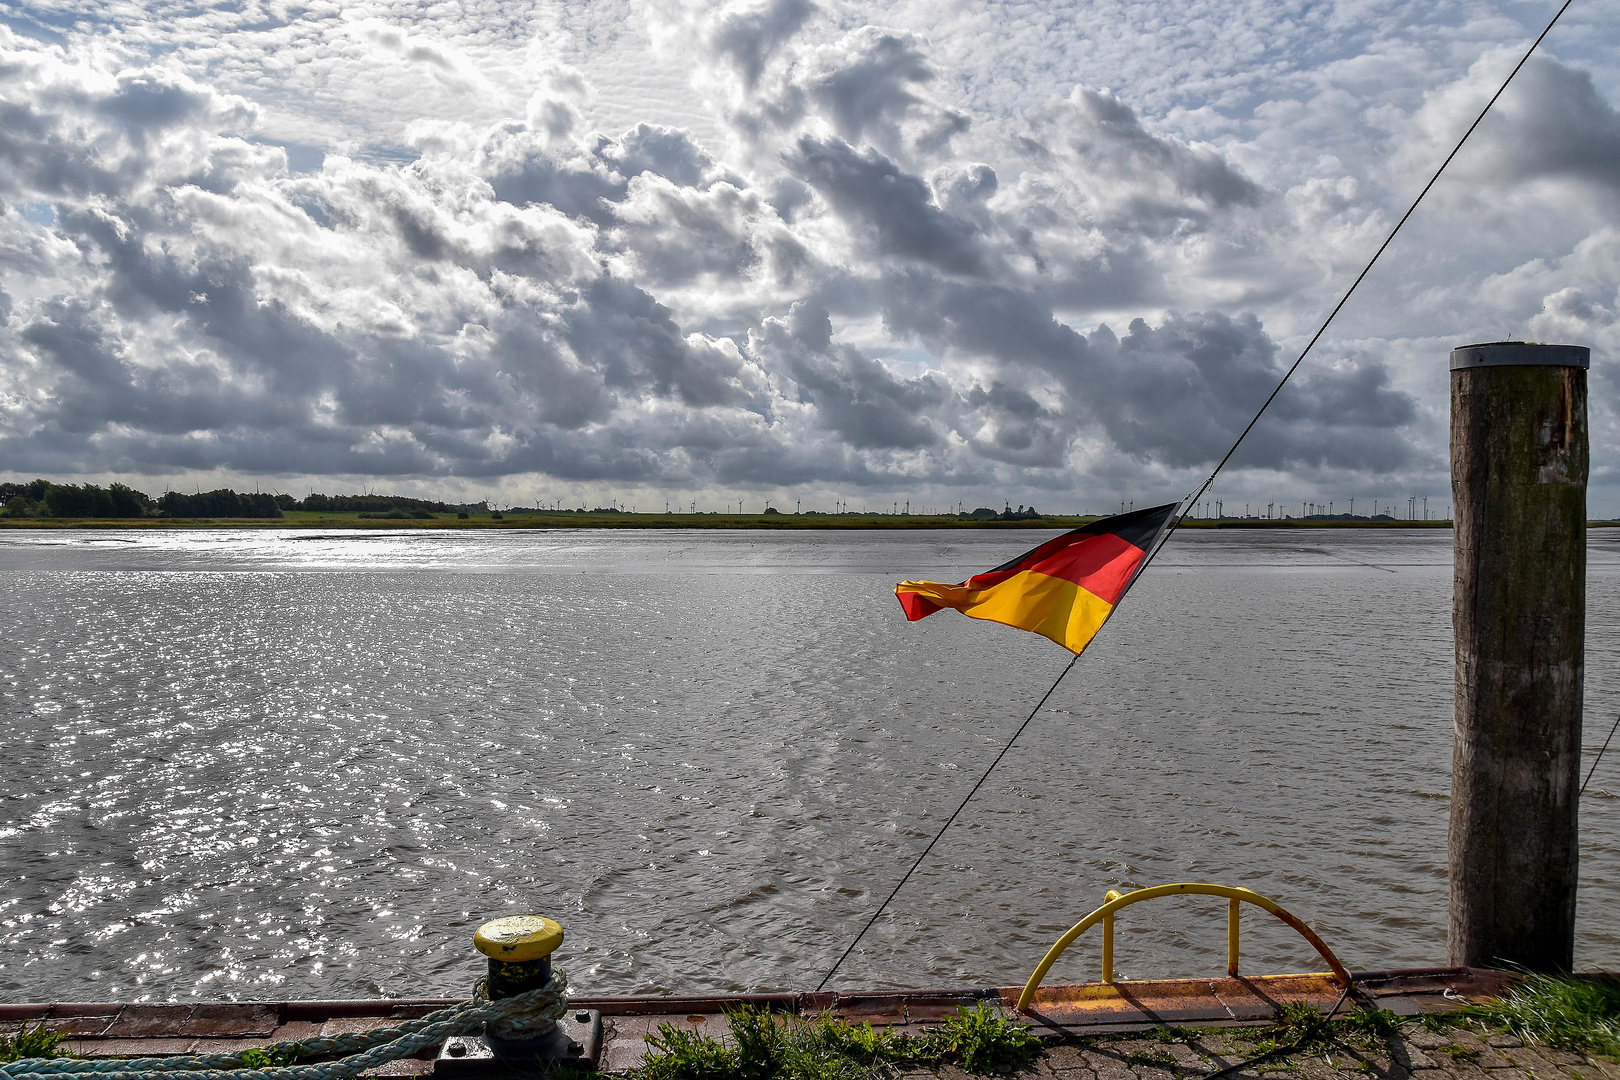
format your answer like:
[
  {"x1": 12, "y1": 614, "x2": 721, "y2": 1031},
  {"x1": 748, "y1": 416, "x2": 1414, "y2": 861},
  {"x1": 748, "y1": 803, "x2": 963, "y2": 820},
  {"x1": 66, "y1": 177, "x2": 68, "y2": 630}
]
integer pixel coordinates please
[
  {"x1": 815, "y1": 653, "x2": 1081, "y2": 991},
  {"x1": 815, "y1": 0, "x2": 1576, "y2": 1004},
  {"x1": 1181, "y1": 0, "x2": 1577, "y2": 518}
]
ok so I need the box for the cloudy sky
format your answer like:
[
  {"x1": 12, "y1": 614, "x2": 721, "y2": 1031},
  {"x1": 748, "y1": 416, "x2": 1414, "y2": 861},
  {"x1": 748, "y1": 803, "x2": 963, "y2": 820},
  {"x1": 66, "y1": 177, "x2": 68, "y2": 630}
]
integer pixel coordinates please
[{"x1": 1, "y1": 0, "x2": 1617, "y2": 515}]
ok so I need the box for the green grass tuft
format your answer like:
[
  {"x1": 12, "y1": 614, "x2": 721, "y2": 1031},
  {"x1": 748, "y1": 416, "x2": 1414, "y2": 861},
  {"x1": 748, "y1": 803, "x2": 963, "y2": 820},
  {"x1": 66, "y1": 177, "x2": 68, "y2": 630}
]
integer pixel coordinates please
[
  {"x1": 640, "y1": 1020, "x2": 743, "y2": 1080},
  {"x1": 929, "y1": 1001, "x2": 1044, "y2": 1072},
  {"x1": 238, "y1": 1047, "x2": 300, "y2": 1068},
  {"x1": 1458, "y1": 974, "x2": 1620, "y2": 1057},
  {"x1": 1264, "y1": 1001, "x2": 1333, "y2": 1050},
  {"x1": 808, "y1": 1016, "x2": 928, "y2": 1066},
  {"x1": 1123, "y1": 1045, "x2": 1178, "y2": 1067},
  {"x1": 633, "y1": 1001, "x2": 1041, "y2": 1080},
  {"x1": 1249, "y1": 1001, "x2": 1379, "y2": 1056},
  {"x1": 1339, "y1": 1007, "x2": 1402, "y2": 1042},
  {"x1": 0, "y1": 1024, "x2": 68, "y2": 1063}
]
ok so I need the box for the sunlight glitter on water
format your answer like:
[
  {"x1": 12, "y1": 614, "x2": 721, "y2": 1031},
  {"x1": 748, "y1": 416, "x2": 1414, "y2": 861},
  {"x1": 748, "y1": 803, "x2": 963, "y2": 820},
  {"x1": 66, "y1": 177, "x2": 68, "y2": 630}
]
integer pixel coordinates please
[{"x1": 0, "y1": 528, "x2": 1616, "y2": 1002}]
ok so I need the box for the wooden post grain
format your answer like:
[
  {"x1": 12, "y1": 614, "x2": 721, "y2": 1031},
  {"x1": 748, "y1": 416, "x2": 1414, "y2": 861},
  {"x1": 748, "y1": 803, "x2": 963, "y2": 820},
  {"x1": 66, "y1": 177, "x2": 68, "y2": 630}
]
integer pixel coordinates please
[{"x1": 1449, "y1": 341, "x2": 1589, "y2": 972}]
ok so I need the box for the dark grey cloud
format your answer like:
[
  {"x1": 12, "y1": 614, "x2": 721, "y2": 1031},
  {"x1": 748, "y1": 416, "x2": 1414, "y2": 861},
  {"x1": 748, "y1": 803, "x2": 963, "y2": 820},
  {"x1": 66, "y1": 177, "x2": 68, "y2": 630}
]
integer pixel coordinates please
[
  {"x1": 1086, "y1": 313, "x2": 1415, "y2": 471},
  {"x1": 608, "y1": 181, "x2": 765, "y2": 286},
  {"x1": 478, "y1": 123, "x2": 628, "y2": 223},
  {"x1": 960, "y1": 381, "x2": 1070, "y2": 467},
  {"x1": 0, "y1": 16, "x2": 1437, "y2": 500},
  {"x1": 1460, "y1": 57, "x2": 1620, "y2": 195},
  {"x1": 564, "y1": 279, "x2": 766, "y2": 409},
  {"x1": 478, "y1": 120, "x2": 723, "y2": 233},
  {"x1": 784, "y1": 136, "x2": 989, "y2": 275},
  {"x1": 1, "y1": 147, "x2": 761, "y2": 477},
  {"x1": 484, "y1": 319, "x2": 611, "y2": 430},
  {"x1": 1057, "y1": 87, "x2": 1262, "y2": 211},
  {"x1": 755, "y1": 301, "x2": 943, "y2": 448},
  {"x1": 60, "y1": 205, "x2": 353, "y2": 405},
  {"x1": 876, "y1": 275, "x2": 1415, "y2": 472},
  {"x1": 92, "y1": 74, "x2": 214, "y2": 132},
  {"x1": 702, "y1": 15, "x2": 969, "y2": 161},
  {"x1": 802, "y1": 28, "x2": 934, "y2": 150},
  {"x1": 707, "y1": 0, "x2": 817, "y2": 91},
  {"x1": 0, "y1": 67, "x2": 252, "y2": 200},
  {"x1": 932, "y1": 162, "x2": 997, "y2": 218},
  {"x1": 609, "y1": 124, "x2": 715, "y2": 187}
]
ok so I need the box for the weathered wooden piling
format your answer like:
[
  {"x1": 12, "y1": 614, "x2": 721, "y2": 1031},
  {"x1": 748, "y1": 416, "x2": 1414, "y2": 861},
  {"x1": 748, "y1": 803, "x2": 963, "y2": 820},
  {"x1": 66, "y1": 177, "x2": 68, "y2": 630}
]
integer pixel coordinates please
[{"x1": 1449, "y1": 341, "x2": 1589, "y2": 972}]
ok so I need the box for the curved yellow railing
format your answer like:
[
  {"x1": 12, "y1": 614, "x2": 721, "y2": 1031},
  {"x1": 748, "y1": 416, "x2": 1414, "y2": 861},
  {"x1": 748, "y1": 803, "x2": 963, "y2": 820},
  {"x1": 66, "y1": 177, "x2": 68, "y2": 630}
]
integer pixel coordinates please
[{"x1": 1015, "y1": 882, "x2": 1351, "y2": 1011}]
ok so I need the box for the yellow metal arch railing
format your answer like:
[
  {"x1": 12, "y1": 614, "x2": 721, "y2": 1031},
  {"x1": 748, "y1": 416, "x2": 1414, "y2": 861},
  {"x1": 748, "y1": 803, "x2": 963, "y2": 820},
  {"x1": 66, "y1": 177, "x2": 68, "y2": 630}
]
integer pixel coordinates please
[{"x1": 1015, "y1": 882, "x2": 1352, "y2": 1011}]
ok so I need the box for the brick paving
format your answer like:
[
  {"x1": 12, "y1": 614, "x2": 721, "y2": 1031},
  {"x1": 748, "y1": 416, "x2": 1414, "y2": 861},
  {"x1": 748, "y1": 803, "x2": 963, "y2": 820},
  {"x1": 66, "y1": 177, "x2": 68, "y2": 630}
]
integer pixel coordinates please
[
  {"x1": 897, "y1": 1027, "x2": 1619, "y2": 1080},
  {"x1": 5, "y1": 983, "x2": 1613, "y2": 1080}
]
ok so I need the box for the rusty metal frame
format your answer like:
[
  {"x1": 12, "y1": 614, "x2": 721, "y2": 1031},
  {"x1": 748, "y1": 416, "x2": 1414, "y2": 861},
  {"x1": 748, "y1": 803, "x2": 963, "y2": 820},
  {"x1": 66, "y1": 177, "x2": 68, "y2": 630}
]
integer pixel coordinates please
[{"x1": 1014, "y1": 883, "x2": 1352, "y2": 1011}]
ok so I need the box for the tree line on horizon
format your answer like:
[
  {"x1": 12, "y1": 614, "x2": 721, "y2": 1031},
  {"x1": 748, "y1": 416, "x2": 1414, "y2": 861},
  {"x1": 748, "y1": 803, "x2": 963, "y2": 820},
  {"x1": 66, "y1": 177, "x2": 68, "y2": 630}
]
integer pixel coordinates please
[
  {"x1": 0, "y1": 478, "x2": 1050, "y2": 522},
  {"x1": 0, "y1": 480, "x2": 488, "y2": 519}
]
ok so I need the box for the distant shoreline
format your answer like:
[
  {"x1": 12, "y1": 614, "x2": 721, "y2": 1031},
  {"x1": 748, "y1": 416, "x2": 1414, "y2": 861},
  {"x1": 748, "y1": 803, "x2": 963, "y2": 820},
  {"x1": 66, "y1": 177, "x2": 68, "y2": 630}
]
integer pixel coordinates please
[
  {"x1": 0, "y1": 511, "x2": 1527, "y2": 530},
  {"x1": 6, "y1": 511, "x2": 1617, "y2": 531}
]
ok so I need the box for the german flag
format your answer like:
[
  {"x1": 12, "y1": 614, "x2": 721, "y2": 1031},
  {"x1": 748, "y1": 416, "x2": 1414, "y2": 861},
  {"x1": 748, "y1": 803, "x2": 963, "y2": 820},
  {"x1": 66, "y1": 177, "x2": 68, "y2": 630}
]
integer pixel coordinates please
[{"x1": 896, "y1": 503, "x2": 1178, "y2": 654}]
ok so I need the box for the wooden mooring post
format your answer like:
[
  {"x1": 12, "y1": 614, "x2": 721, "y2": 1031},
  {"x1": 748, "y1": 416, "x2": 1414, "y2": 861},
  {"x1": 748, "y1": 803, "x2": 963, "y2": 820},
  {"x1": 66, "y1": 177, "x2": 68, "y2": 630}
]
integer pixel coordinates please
[{"x1": 1449, "y1": 341, "x2": 1589, "y2": 972}]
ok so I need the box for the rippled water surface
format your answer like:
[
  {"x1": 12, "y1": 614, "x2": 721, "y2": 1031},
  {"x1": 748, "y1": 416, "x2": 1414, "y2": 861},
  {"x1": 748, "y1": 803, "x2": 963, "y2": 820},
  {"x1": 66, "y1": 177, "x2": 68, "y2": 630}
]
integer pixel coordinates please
[{"x1": 2, "y1": 526, "x2": 1618, "y2": 1003}]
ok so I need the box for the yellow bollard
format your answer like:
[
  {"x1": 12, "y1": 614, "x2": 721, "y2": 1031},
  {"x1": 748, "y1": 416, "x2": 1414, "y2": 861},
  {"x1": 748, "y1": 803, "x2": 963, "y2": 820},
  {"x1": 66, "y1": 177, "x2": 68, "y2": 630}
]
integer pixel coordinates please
[
  {"x1": 474, "y1": 915, "x2": 564, "y2": 1003},
  {"x1": 439, "y1": 915, "x2": 601, "y2": 1073}
]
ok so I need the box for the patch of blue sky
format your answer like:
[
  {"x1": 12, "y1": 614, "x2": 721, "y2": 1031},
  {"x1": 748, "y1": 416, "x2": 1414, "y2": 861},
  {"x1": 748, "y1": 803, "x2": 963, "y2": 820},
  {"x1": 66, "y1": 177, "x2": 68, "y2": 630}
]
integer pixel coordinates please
[
  {"x1": 355, "y1": 146, "x2": 424, "y2": 167},
  {"x1": 248, "y1": 140, "x2": 326, "y2": 174},
  {"x1": 875, "y1": 348, "x2": 939, "y2": 379},
  {"x1": 19, "y1": 201, "x2": 55, "y2": 227},
  {"x1": 0, "y1": 8, "x2": 69, "y2": 46}
]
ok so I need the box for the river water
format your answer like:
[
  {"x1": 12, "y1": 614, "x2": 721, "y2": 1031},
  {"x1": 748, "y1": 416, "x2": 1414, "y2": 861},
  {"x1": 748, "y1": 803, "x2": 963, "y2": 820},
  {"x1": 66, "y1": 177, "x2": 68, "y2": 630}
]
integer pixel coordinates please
[{"x1": 1, "y1": 526, "x2": 1617, "y2": 1004}]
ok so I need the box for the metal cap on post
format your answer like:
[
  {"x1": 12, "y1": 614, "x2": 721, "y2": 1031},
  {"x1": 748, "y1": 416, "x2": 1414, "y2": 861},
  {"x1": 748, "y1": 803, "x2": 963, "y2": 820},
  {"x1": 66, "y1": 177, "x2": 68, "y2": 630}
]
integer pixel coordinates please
[
  {"x1": 1449, "y1": 340, "x2": 1589, "y2": 973},
  {"x1": 1449, "y1": 341, "x2": 1590, "y2": 371}
]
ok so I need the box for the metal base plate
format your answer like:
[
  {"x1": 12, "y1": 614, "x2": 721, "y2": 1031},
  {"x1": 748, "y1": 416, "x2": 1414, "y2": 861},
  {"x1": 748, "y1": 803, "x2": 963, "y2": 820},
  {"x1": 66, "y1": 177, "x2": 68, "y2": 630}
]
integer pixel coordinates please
[{"x1": 435, "y1": 1010, "x2": 603, "y2": 1076}]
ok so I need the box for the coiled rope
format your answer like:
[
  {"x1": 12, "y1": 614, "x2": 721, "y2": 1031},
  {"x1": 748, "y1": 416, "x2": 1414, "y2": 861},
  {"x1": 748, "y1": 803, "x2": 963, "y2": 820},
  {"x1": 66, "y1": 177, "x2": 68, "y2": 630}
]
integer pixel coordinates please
[{"x1": 0, "y1": 972, "x2": 567, "y2": 1080}]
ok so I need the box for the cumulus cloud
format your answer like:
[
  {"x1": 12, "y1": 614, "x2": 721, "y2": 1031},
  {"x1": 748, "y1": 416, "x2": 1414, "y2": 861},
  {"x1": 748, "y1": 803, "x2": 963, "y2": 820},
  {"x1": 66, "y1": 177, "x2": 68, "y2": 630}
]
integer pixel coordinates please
[
  {"x1": 1411, "y1": 55, "x2": 1620, "y2": 200},
  {"x1": 0, "y1": 2, "x2": 1614, "y2": 509},
  {"x1": 755, "y1": 301, "x2": 945, "y2": 450},
  {"x1": 783, "y1": 137, "x2": 991, "y2": 276}
]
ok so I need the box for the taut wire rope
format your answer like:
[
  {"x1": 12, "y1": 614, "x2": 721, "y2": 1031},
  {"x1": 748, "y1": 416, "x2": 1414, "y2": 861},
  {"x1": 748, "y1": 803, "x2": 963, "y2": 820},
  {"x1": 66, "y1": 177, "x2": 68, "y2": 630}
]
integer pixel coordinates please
[
  {"x1": 816, "y1": 0, "x2": 1576, "y2": 993},
  {"x1": 1181, "y1": 0, "x2": 1576, "y2": 517},
  {"x1": 1582, "y1": 712, "x2": 1620, "y2": 795},
  {"x1": 815, "y1": 653, "x2": 1080, "y2": 991}
]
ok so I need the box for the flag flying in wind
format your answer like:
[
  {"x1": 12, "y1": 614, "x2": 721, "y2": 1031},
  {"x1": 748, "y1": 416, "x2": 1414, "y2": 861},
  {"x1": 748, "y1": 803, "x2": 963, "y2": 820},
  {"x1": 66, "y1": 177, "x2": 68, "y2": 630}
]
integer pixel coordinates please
[{"x1": 895, "y1": 503, "x2": 1179, "y2": 654}]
